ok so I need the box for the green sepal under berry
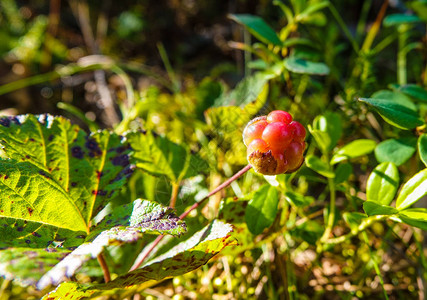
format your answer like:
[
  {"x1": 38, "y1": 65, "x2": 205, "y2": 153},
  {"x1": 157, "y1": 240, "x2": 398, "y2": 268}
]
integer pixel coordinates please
[{"x1": 37, "y1": 199, "x2": 186, "y2": 289}]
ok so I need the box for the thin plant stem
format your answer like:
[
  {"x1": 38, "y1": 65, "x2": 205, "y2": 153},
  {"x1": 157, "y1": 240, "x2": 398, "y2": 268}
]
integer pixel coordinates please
[
  {"x1": 320, "y1": 177, "x2": 336, "y2": 243},
  {"x1": 129, "y1": 164, "x2": 253, "y2": 271},
  {"x1": 398, "y1": 25, "x2": 408, "y2": 85},
  {"x1": 169, "y1": 182, "x2": 180, "y2": 209},
  {"x1": 97, "y1": 253, "x2": 111, "y2": 283}
]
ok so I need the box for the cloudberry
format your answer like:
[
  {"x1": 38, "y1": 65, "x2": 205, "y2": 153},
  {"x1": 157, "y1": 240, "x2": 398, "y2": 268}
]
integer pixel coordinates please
[{"x1": 243, "y1": 110, "x2": 306, "y2": 175}]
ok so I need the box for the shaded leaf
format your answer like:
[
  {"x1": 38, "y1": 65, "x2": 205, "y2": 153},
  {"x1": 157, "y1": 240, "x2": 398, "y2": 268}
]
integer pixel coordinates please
[
  {"x1": 383, "y1": 14, "x2": 422, "y2": 27},
  {"x1": 359, "y1": 97, "x2": 424, "y2": 130},
  {"x1": 389, "y1": 84, "x2": 427, "y2": 102},
  {"x1": 283, "y1": 57, "x2": 330, "y2": 75},
  {"x1": 418, "y1": 134, "x2": 427, "y2": 167},
  {"x1": 375, "y1": 137, "x2": 417, "y2": 166},
  {"x1": 229, "y1": 14, "x2": 282, "y2": 46},
  {"x1": 245, "y1": 185, "x2": 279, "y2": 235},
  {"x1": 334, "y1": 163, "x2": 353, "y2": 184},
  {"x1": 366, "y1": 162, "x2": 399, "y2": 206},
  {"x1": 396, "y1": 169, "x2": 427, "y2": 210},
  {"x1": 330, "y1": 139, "x2": 376, "y2": 164},
  {"x1": 37, "y1": 199, "x2": 186, "y2": 289},
  {"x1": 343, "y1": 212, "x2": 367, "y2": 232},
  {"x1": 0, "y1": 248, "x2": 70, "y2": 286},
  {"x1": 397, "y1": 208, "x2": 427, "y2": 230},
  {"x1": 363, "y1": 201, "x2": 398, "y2": 216},
  {"x1": 285, "y1": 191, "x2": 314, "y2": 208},
  {"x1": 305, "y1": 155, "x2": 334, "y2": 178},
  {"x1": 371, "y1": 90, "x2": 417, "y2": 110}
]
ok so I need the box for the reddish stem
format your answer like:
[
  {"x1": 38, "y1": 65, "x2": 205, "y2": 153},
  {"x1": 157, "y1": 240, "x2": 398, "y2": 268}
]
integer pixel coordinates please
[{"x1": 129, "y1": 164, "x2": 252, "y2": 272}]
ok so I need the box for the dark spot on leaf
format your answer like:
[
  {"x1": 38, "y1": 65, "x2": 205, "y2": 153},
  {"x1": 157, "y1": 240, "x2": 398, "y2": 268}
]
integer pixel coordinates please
[
  {"x1": 71, "y1": 182, "x2": 77, "y2": 187},
  {"x1": 76, "y1": 235, "x2": 86, "y2": 239},
  {"x1": 46, "y1": 248, "x2": 57, "y2": 252},
  {"x1": 27, "y1": 207, "x2": 34, "y2": 216},
  {"x1": 32, "y1": 232, "x2": 41, "y2": 238},
  {"x1": 112, "y1": 154, "x2": 130, "y2": 167},
  {"x1": 97, "y1": 190, "x2": 107, "y2": 196},
  {"x1": 85, "y1": 138, "x2": 102, "y2": 156},
  {"x1": 83, "y1": 201, "x2": 87, "y2": 207},
  {"x1": 96, "y1": 170, "x2": 103, "y2": 179},
  {"x1": 25, "y1": 239, "x2": 31, "y2": 244},
  {"x1": 67, "y1": 247, "x2": 77, "y2": 251},
  {"x1": 106, "y1": 219, "x2": 112, "y2": 224},
  {"x1": 92, "y1": 190, "x2": 97, "y2": 195},
  {"x1": 115, "y1": 146, "x2": 126, "y2": 153},
  {"x1": 71, "y1": 146, "x2": 84, "y2": 159},
  {"x1": 4, "y1": 175, "x2": 8, "y2": 180},
  {"x1": 48, "y1": 135, "x2": 54, "y2": 141},
  {"x1": 38, "y1": 170, "x2": 49, "y2": 179},
  {"x1": 25, "y1": 155, "x2": 30, "y2": 159},
  {"x1": 17, "y1": 227, "x2": 24, "y2": 232}
]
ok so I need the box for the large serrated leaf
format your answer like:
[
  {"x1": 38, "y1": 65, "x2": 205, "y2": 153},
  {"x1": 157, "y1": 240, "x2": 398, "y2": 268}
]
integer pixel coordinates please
[
  {"x1": 128, "y1": 131, "x2": 206, "y2": 183},
  {"x1": 396, "y1": 169, "x2": 427, "y2": 210},
  {"x1": 43, "y1": 220, "x2": 236, "y2": 299},
  {"x1": 366, "y1": 162, "x2": 399, "y2": 206},
  {"x1": 245, "y1": 185, "x2": 279, "y2": 235},
  {"x1": 0, "y1": 248, "x2": 70, "y2": 286},
  {"x1": 37, "y1": 199, "x2": 186, "y2": 289},
  {"x1": 229, "y1": 14, "x2": 282, "y2": 46},
  {"x1": 330, "y1": 139, "x2": 376, "y2": 164},
  {"x1": 0, "y1": 115, "x2": 134, "y2": 236},
  {"x1": 359, "y1": 98, "x2": 424, "y2": 130}
]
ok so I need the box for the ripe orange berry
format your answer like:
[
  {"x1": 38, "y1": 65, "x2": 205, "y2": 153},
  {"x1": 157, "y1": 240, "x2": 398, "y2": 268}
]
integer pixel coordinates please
[
  {"x1": 243, "y1": 117, "x2": 268, "y2": 146},
  {"x1": 267, "y1": 110, "x2": 292, "y2": 124}
]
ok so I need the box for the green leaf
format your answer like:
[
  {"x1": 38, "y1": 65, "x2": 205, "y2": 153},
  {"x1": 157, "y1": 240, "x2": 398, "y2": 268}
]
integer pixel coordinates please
[
  {"x1": 296, "y1": 1, "x2": 329, "y2": 21},
  {"x1": 397, "y1": 208, "x2": 427, "y2": 230},
  {"x1": 0, "y1": 248, "x2": 70, "y2": 287},
  {"x1": 305, "y1": 155, "x2": 334, "y2": 178},
  {"x1": 0, "y1": 115, "x2": 134, "y2": 235},
  {"x1": 363, "y1": 201, "x2": 398, "y2": 216},
  {"x1": 284, "y1": 191, "x2": 314, "y2": 207},
  {"x1": 37, "y1": 199, "x2": 186, "y2": 289},
  {"x1": 375, "y1": 137, "x2": 417, "y2": 166},
  {"x1": 389, "y1": 84, "x2": 427, "y2": 102},
  {"x1": 128, "y1": 131, "x2": 206, "y2": 183},
  {"x1": 290, "y1": 220, "x2": 323, "y2": 245},
  {"x1": 366, "y1": 162, "x2": 399, "y2": 206},
  {"x1": 334, "y1": 163, "x2": 353, "y2": 184},
  {"x1": 371, "y1": 90, "x2": 417, "y2": 110},
  {"x1": 396, "y1": 169, "x2": 427, "y2": 210},
  {"x1": 245, "y1": 185, "x2": 279, "y2": 235},
  {"x1": 409, "y1": 1, "x2": 427, "y2": 22},
  {"x1": 330, "y1": 139, "x2": 376, "y2": 164},
  {"x1": 283, "y1": 57, "x2": 330, "y2": 75},
  {"x1": 343, "y1": 212, "x2": 367, "y2": 232},
  {"x1": 418, "y1": 134, "x2": 427, "y2": 167},
  {"x1": 383, "y1": 14, "x2": 422, "y2": 27},
  {"x1": 310, "y1": 112, "x2": 342, "y2": 152},
  {"x1": 229, "y1": 14, "x2": 282, "y2": 46},
  {"x1": 213, "y1": 72, "x2": 270, "y2": 107},
  {"x1": 359, "y1": 97, "x2": 424, "y2": 130},
  {"x1": 43, "y1": 220, "x2": 236, "y2": 299}
]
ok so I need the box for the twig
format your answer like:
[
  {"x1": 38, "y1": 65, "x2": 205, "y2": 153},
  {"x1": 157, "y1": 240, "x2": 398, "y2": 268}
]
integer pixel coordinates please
[
  {"x1": 129, "y1": 164, "x2": 253, "y2": 271},
  {"x1": 97, "y1": 253, "x2": 111, "y2": 283}
]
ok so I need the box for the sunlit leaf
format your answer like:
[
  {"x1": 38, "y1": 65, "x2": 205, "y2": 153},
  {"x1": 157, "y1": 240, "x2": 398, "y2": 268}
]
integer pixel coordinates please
[
  {"x1": 366, "y1": 162, "x2": 399, "y2": 206},
  {"x1": 396, "y1": 169, "x2": 427, "y2": 210},
  {"x1": 418, "y1": 134, "x2": 427, "y2": 167},
  {"x1": 330, "y1": 139, "x2": 376, "y2": 164},
  {"x1": 305, "y1": 155, "x2": 334, "y2": 178},
  {"x1": 229, "y1": 14, "x2": 282, "y2": 46},
  {"x1": 37, "y1": 199, "x2": 186, "y2": 289},
  {"x1": 285, "y1": 191, "x2": 314, "y2": 207},
  {"x1": 375, "y1": 137, "x2": 417, "y2": 166},
  {"x1": 359, "y1": 97, "x2": 424, "y2": 130},
  {"x1": 397, "y1": 208, "x2": 427, "y2": 230},
  {"x1": 245, "y1": 185, "x2": 279, "y2": 235}
]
